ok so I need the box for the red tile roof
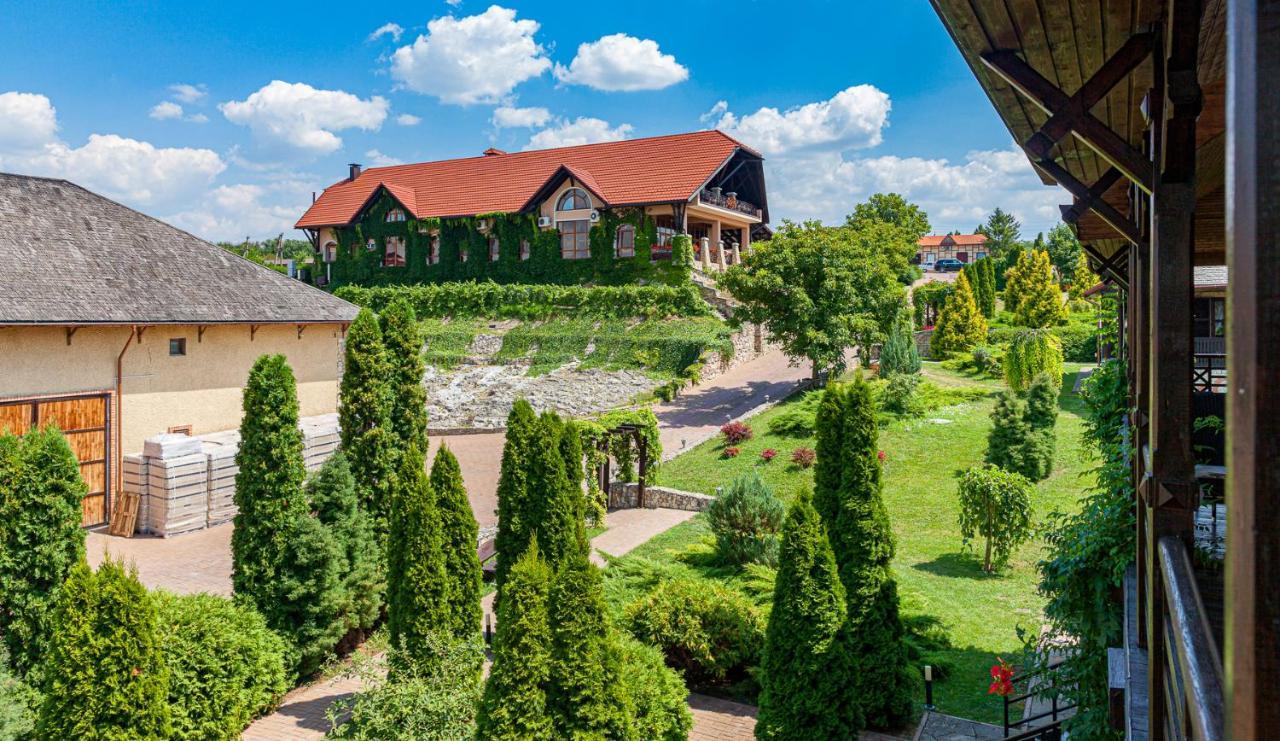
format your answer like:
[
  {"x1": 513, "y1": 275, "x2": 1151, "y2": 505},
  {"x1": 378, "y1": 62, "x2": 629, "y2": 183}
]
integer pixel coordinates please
[
  {"x1": 918, "y1": 233, "x2": 988, "y2": 247},
  {"x1": 296, "y1": 130, "x2": 755, "y2": 229}
]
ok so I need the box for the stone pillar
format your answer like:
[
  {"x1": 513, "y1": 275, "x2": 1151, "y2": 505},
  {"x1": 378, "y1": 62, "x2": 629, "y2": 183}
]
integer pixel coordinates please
[
  {"x1": 731, "y1": 242, "x2": 741, "y2": 265},
  {"x1": 717, "y1": 241, "x2": 727, "y2": 270},
  {"x1": 742, "y1": 225, "x2": 752, "y2": 255},
  {"x1": 699, "y1": 237, "x2": 710, "y2": 270},
  {"x1": 710, "y1": 220, "x2": 722, "y2": 270}
]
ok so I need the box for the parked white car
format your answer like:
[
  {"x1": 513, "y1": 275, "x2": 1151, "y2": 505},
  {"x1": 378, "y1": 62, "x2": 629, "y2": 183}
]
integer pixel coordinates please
[{"x1": 920, "y1": 259, "x2": 936, "y2": 272}]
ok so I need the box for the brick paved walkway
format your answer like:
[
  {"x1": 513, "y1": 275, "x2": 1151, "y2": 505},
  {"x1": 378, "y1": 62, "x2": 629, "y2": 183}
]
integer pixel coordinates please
[{"x1": 689, "y1": 693, "x2": 758, "y2": 739}]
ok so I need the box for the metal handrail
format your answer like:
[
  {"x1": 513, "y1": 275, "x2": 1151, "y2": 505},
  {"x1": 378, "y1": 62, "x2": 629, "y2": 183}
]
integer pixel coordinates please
[{"x1": 1157, "y1": 536, "x2": 1226, "y2": 740}]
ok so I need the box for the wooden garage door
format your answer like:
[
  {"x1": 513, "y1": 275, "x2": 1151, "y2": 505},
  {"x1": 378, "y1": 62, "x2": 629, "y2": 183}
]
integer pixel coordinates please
[{"x1": 0, "y1": 394, "x2": 111, "y2": 527}]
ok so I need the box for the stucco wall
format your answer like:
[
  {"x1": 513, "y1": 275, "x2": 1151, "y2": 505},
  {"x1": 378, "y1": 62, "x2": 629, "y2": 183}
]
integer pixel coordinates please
[{"x1": 0, "y1": 323, "x2": 344, "y2": 455}]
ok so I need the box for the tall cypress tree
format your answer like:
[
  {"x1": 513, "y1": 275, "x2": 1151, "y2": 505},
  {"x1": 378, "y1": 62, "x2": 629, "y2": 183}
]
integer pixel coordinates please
[
  {"x1": 430, "y1": 444, "x2": 482, "y2": 642},
  {"x1": 757, "y1": 489, "x2": 859, "y2": 739},
  {"x1": 308, "y1": 452, "x2": 382, "y2": 635},
  {"x1": 0, "y1": 427, "x2": 87, "y2": 675},
  {"x1": 558, "y1": 418, "x2": 587, "y2": 528},
  {"x1": 813, "y1": 378, "x2": 914, "y2": 730},
  {"x1": 37, "y1": 560, "x2": 171, "y2": 739},
  {"x1": 547, "y1": 553, "x2": 631, "y2": 739},
  {"x1": 529, "y1": 412, "x2": 586, "y2": 570},
  {"x1": 339, "y1": 308, "x2": 395, "y2": 531},
  {"x1": 982, "y1": 257, "x2": 998, "y2": 317},
  {"x1": 477, "y1": 541, "x2": 555, "y2": 741},
  {"x1": 381, "y1": 298, "x2": 429, "y2": 453},
  {"x1": 878, "y1": 303, "x2": 921, "y2": 377},
  {"x1": 494, "y1": 399, "x2": 538, "y2": 598},
  {"x1": 232, "y1": 355, "x2": 308, "y2": 612},
  {"x1": 386, "y1": 443, "x2": 449, "y2": 673}
]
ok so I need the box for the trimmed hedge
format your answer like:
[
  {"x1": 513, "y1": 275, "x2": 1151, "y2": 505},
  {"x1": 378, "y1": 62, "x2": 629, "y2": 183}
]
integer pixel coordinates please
[{"x1": 335, "y1": 281, "x2": 712, "y2": 320}]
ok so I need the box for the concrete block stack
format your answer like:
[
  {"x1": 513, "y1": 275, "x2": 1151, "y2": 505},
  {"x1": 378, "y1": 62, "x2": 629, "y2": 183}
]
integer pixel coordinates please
[
  {"x1": 301, "y1": 413, "x2": 341, "y2": 472},
  {"x1": 200, "y1": 430, "x2": 240, "y2": 527},
  {"x1": 144, "y1": 451, "x2": 209, "y2": 537}
]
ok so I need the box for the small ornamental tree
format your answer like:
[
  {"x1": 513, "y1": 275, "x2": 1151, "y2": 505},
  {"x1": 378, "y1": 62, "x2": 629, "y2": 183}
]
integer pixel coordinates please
[
  {"x1": 494, "y1": 399, "x2": 538, "y2": 598},
  {"x1": 1014, "y1": 250, "x2": 1067, "y2": 327},
  {"x1": 37, "y1": 559, "x2": 172, "y2": 739},
  {"x1": 430, "y1": 444, "x2": 483, "y2": 644},
  {"x1": 232, "y1": 355, "x2": 308, "y2": 618},
  {"x1": 387, "y1": 443, "x2": 449, "y2": 674},
  {"x1": 308, "y1": 452, "x2": 383, "y2": 636},
  {"x1": 878, "y1": 303, "x2": 921, "y2": 377},
  {"x1": 931, "y1": 271, "x2": 988, "y2": 355},
  {"x1": 757, "y1": 489, "x2": 860, "y2": 739},
  {"x1": 339, "y1": 308, "x2": 395, "y2": 530},
  {"x1": 707, "y1": 471, "x2": 786, "y2": 566},
  {"x1": 986, "y1": 390, "x2": 1032, "y2": 478},
  {"x1": 813, "y1": 378, "x2": 914, "y2": 729},
  {"x1": 381, "y1": 298, "x2": 429, "y2": 453},
  {"x1": 0, "y1": 426, "x2": 87, "y2": 675},
  {"x1": 548, "y1": 554, "x2": 631, "y2": 739},
  {"x1": 1004, "y1": 329, "x2": 1065, "y2": 393},
  {"x1": 957, "y1": 466, "x2": 1035, "y2": 572},
  {"x1": 477, "y1": 541, "x2": 555, "y2": 741}
]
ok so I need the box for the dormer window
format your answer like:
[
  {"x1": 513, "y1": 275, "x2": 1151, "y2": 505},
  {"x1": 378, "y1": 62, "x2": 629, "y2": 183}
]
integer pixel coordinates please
[
  {"x1": 556, "y1": 188, "x2": 590, "y2": 211},
  {"x1": 614, "y1": 224, "x2": 635, "y2": 258},
  {"x1": 386, "y1": 209, "x2": 406, "y2": 223},
  {"x1": 489, "y1": 236, "x2": 500, "y2": 262}
]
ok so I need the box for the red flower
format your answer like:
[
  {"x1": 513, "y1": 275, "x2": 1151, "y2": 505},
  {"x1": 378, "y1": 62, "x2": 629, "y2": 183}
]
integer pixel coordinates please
[
  {"x1": 722, "y1": 446, "x2": 741, "y2": 459},
  {"x1": 721, "y1": 421, "x2": 754, "y2": 444},
  {"x1": 791, "y1": 447, "x2": 816, "y2": 469},
  {"x1": 987, "y1": 658, "x2": 1015, "y2": 697},
  {"x1": 877, "y1": 450, "x2": 886, "y2": 462},
  {"x1": 760, "y1": 448, "x2": 777, "y2": 462}
]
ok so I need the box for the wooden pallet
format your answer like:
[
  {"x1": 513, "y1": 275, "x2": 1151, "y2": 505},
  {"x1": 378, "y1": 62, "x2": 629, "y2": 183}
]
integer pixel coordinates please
[{"x1": 107, "y1": 490, "x2": 140, "y2": 537}]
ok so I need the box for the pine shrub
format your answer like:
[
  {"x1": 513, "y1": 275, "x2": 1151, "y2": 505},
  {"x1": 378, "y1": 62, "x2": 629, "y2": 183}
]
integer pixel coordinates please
[
  {"x1": 430, "y1": 444, "x2": 483, "y2": 644},
  {"x1": 0, "y1": 648, "x2": 35, "y2": 739},
  {"x1": 0, "y1": 426, "x2": 87, "y2": 675},
  {"x1": 1020, "y1": 373, "x2": 1059, "y2": 481},
  {"x1": 813, "y1": 378, "x2": 915, "y2": 730},
  {"x1": 1004, "y1": 328, "x2": 1065, "y2": 393},
  {"x1": 707, "y1": 471, "x2": 785, "y2": 567},
  {"x1": 380, "y1": 298, "x2": 429, "y2": 453},
  {"x1": 1014, "y1": 250, "x2": 1067, "y2": 328},
  {"x1": 275, "y1": 510, "x2": 347, "y2": 676},
  {"x1": 930, "y1": 271, "x2": 988, "y2": 355},
  {"x1": 957, "y1": 466, "x2": 1035, "y2": 572},
  {"x1": 339, "y1": 308, "x2": 395, "y2": 532},
  {"x1": 476, "y1": 542, "x2": 555, "y2": 741},
  {"x1": 611, "y1": 635, "x2": 693, "y2": 741},
  {"x1": 37, "y1": 560, "x2": 171, "y2": 739},
  {"x1": 308, "y1": 453, "x2": 383, "y2": 636},
  {"x1": 880, "y1": 373, "x2": 925, "y2": 418},
  {"x1": 154, "y1": 592, "x2": 289, "y2": 740},
  {"x1": 757, "y1": 490, "x2": 859, "y2": 739},
  {"x1": 878, "y1": 303, "x2": 921, "y2": 377},
  {"x1": 386, "y1": 444, "x2": 449, "y2": 674},
  {"x1": 986, "y1": 390, "x2": 1033, "y2": 479}
]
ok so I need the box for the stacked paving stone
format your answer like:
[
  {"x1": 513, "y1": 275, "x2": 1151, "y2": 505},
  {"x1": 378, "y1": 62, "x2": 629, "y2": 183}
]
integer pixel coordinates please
[
  {"x1": 301, "y1": 413, "x2": 340, "y2": 472},
  {"x1": 200, "y1": 430, "x2": 241, "y2": 527}
]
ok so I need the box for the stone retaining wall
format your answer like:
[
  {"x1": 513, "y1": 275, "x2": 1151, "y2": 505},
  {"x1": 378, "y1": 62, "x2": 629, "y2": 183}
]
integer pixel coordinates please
[{"x1": 608, "y1": 481, "x2": 714, "y2": 511}]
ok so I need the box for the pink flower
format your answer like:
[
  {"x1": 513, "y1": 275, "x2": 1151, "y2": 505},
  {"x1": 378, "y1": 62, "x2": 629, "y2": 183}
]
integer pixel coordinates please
[{"x1": 877, "y1": 450, "x2": 886, "y2": 462}]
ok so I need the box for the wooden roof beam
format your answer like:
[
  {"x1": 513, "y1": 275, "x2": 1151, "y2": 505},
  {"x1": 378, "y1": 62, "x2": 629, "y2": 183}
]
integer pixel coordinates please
[
  {"x1": 1061, "y1": 166, "x2": 1126, "y2": 224},
  {"x1": 982, "y1": 49, "x2": 1155, "y2": 194},
  {"x1": 1037, "y1": 158, "x2": 1146, "y2": 246},
  {"x1": 1083, "y1": 242, "x2": 1130, "y2": 289}
]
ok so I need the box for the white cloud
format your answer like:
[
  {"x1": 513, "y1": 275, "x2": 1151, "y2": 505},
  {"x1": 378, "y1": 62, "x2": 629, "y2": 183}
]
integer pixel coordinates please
[
  {"x1": 368, "y1": 22, "x2": 404, "y2": 42},
  {"x1": 715, "y1": 85, "x2": 891, "y2": 155},
  {"x1": 187, "y1": 112, "x2": 209, "y2": 123},
  {"x1": 524, "y1": 117, "x2": 632, "y2": 150},
  {"x1": 149, "y1": 101, "x2": 184, "y2": 120},
  {"x1": 365, "y1": 149, "x2": 403, "y2": 167},
  {"x1": 492, "y1": 105, "x2": 550, "y2": 128},
  {"x1": 553, "y1": 33, "x2": 688, "y2": 91},
  {"x1": 395, "y1": 113, "x2": 422, "y2": 126},
  {"x1": 167, "y1": 181, "x2": 314, "y2": 242},
  {"x1": 446, "y1": 0, "x2": 461, "y2": 5},
  {"x1": 0, "y1": 92, "x2": 59, "y2": 149},
  {"x1": 389, "y1": 5, "x2": 551, "y2": 105},
  {"x1": 169, "y1": 83, "x2": 207, "y2": 104},
  {"x1": 219, "y1": 80, "x2": 389, "y2": 156},
  {"x1": 700, "y1": 100, "x2": 728, "y2": 125}
]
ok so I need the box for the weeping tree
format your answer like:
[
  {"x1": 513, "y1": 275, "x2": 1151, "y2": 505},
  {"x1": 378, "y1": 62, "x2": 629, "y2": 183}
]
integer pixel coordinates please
[
  {"x1": 339, "y1": 308, "x2": 395, "y2": 531},
  {"x1": 1004, "y1": 329, "x2": 1065, "y2": 393},
  {"x1": 957, "y1": 466, "x2": 1035, "y2": 572}
]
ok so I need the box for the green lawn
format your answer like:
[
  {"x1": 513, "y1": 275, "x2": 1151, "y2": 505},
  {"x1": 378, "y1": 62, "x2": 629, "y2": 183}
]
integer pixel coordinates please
[{"x1": 630, "y1": 360, "x2": 1093, "y2": 723}]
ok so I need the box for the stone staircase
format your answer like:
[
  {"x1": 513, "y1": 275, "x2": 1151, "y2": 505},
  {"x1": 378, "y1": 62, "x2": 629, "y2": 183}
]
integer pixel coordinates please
[{"x1": 690, "y1": 271, "x2": 737, "y2": 319}]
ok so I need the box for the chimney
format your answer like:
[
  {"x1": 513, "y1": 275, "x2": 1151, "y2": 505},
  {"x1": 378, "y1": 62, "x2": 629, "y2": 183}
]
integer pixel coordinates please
[
  {"x1": 348, "y1": 163, "x2": 362, "y2": 181},
  {"x1": 482, "y1": 147, "x2": 506, "y2": 157}
]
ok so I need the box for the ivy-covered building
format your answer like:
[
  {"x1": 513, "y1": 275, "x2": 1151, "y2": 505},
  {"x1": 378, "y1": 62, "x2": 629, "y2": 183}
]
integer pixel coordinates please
[{"x1": 295, "y1": 130, "x2": 770, "y2": 289}]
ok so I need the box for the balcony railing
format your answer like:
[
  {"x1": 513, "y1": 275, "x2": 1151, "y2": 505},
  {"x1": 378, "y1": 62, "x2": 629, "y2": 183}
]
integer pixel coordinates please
[
  {"x1": 698, "y1": 188, "x2": 761, "y2": 218},
  {"x1": 1156, "y1": 536, "x2": 1225, "y2": 740}
]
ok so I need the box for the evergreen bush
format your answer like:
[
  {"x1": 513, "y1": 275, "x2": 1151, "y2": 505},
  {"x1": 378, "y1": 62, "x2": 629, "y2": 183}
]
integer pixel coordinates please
[
  {"x1": 1014, "y1": 250, "x2": 1067, "y2": 327},
  {"x1": 494, "y1": 399, "x2": 538, "y2": 599},
  {"x1": 308, "y1": 453, "x2": 383, "y2": 637},
  {"x1": 757, "y1": 490, "x2": 860, "y2": 739},
  {"x1": 275, "y1": 510, "x2": 347, "y2": 676},
  {"x1": 767, "y1": 391, "x2": 822, "y2": 437},
  {"x1": 813, "y1": 378, "x2": 914, "y2": 730},
  {"x1": 386, "y1": 444, "x2": 449, "y2": 674},
  {"x1": 957, "y1": 466, "x2": 1035, "y2": 572},
  {"x1": 476, "y1": 542, "x2": 555, "y2": 741},
  {"x1": 986, "y1": 390, "x2": 1032, "y2": 479},
  {"x1": 37, "y1": 560, "x2": 171, "y2": 739},
  {"x1": 339, "y1": 308, "x2": 395, "y2": 531},
  {"x1": 707, "y1": 471, "x2": 786, "y2": 567},
  {"x1": 154, "y1": 591, "x2": 290, "y2": 740},
  {"x1": 1020, "y1": 373, "x2": 1060, "y2": 481},
  {"x1": 1004, "y1": 329, "x2": 1065, "y2": 393},
  {"x1": 526, "y1": 412, "x2": 587, "y2": 571},
  {"x1": 930, "y1": 271, "x2": 988, "y2": 355},
  {"x1": 380, "y1": 298, "x2": 429, "y2": 453},
  {"x1": 0, "y1": 426, "x2": 87, "y2": 675},
  {"x1": 429, "y1": 444, "x2": 483, "y2": 644},
  {"x1": 0, "y1": 648, "x2": 35, "y2": 739},
  {"x1": 880, "y1": 373, "x2": 925, "y2": 418},
  {"x1": 611, "y1": 635, "x2": 693, "y2": 741},
  {"x1": 878, "y1": 303, "x2": 921, "y2": 377}
]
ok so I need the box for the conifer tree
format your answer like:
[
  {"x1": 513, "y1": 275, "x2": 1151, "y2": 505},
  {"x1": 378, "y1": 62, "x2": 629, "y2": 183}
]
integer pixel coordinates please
[
  {"x1": 37, "y1": 559, "x2": 171, "y2": 739},
  {"x1": 494, "y1": 399, "x2": 538, "y2": 598},
  {"x1": 232, "y1": 355, "x2": 308, "y2": 614},
  {"x1": 1014, "y1": 250, "x2": 1067, "y2": 327},
  {"x1": 528, "y1": 412, "x2": 587, "y2": 569},
  {"x1": 0, "y1": 426, "x2": 87, "y2": 675},
  {"x1": 757, "y1": 489, "x2": 860, "y2": 739},
  {"x1": 1003, "y1": 249, "x2": 1032, "y2": 316},
  {"x1": 547, "y1": 553, "x2": 631, "y2": 739},
  {"x1": 1068, "y1": 251, "x2": 1098, "y2": 301},
  {"x1": 308, "y1": 452, "x2": 382, "y2": 635},
  {"x1": 430, "y1": 444, "x2": 483, "y2": 643},
  {"x1": 558, "y1": 418, "x2": 587, "y2": 527},
  {"x1": 980, "y1": 257, "x2": 998, "y2": 317},
  {"x1": 477, "y1": 541, "x2": 555, "y2": 741},
  {"x1": 930, "y1": 271, "x2": 988, "y2": 355},
  {"x1": 812, "y1": 378, "x2": 914, "y2": 729},
  {"x1": 878, "y1": 302, "x2": 921, "y2": 377},
  {"x1": 381, "y1": 298, "x2": 428, "y2": 453},
  {"x1": 274, "y1": 510, "x2": 346, "y2": 676},
  {"x1": 986, "y1": 390, "x2": 1032, "y2": 479},
  {"x1": 339, "y1": 308, "x2": 395, "y2": 530},
  {"x1": 1004, "y1": 329, "x2": 1066, "y2": 393},
  {"x1": 386, "y1": 443, "x2": 449, "y2": 673},
  {"x1": 1017, "y1": 373, "x2": 1059, "y2": 481}
]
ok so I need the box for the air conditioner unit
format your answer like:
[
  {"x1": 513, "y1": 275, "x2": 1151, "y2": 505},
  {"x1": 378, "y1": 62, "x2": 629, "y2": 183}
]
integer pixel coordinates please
[
  {"x1": 588, "y1": 209, "x2": 600, "y2": 223},
  {"x1": 537, "y1": 215, "x2": 553, "y2": 228}
]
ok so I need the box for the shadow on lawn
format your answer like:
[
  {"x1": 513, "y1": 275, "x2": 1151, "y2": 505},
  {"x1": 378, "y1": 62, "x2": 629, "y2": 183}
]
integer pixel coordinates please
[{"x1": 912, "y1": 552, "x2": 1005, "y2": 581}]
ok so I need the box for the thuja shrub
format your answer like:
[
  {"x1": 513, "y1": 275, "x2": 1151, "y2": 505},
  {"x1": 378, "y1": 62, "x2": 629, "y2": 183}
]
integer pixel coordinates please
[
  {"x1": 706, "y1": 471, "x2": 786, "y2": 567},
  {"x1": 720, "y1": 421, "x2": 754, "y2": 444},
  {"x1": 154, "y1": 592, "x2": 290, "y2": 740},
  {"x1": 0, "y1": 648, "x2": 36, "y2": 739},
  {"x1": 612, "y1": 634, "x2": 693, "y2": 741},
  {"x1": 624, "y1": 576, "x2": 766, "y2": 687}
]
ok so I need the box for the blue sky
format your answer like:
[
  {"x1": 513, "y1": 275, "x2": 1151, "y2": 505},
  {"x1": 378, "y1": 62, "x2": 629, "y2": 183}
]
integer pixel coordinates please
[{"x1": 0, "y1": 0, "x2": 1066, "y2": 242}]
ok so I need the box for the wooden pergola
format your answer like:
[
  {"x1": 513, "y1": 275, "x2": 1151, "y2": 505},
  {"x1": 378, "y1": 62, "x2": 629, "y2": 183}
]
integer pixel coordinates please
[{"x1": 930, "y1": 0, "x2": 1277, "y2": 737}]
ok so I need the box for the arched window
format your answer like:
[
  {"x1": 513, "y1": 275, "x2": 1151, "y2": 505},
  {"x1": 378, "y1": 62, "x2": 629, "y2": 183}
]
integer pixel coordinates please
[
  {"x1": 614, "y1": 224, "x2": 635, "y2": 258},
  {"x1": 556, "y1": 188, "x2": 590, "y2": 211},
  {"x1": 489, "y1": 236, "x2": 500, "y2": 262},
  {"x1": 385, "y1": 209, "x2": 406, "y2": 223}
]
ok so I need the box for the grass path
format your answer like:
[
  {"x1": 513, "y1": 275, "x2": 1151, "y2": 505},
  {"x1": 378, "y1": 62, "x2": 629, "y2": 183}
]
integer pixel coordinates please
[{"x1": 640, "y1": 361, "x2": 1093, "y2": 723}]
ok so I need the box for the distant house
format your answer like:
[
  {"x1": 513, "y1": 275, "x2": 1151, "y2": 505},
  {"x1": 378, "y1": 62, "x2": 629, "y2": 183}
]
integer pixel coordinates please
[
  {"x1": 0, "y1": 173, "x2": 358, "y2": 527},
  {"x1": 917, "y1": 233, "x2": 989, "y2": 264},
  {"x1": 295, "y1": 130, "x2": 770, "y2": 289}
]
